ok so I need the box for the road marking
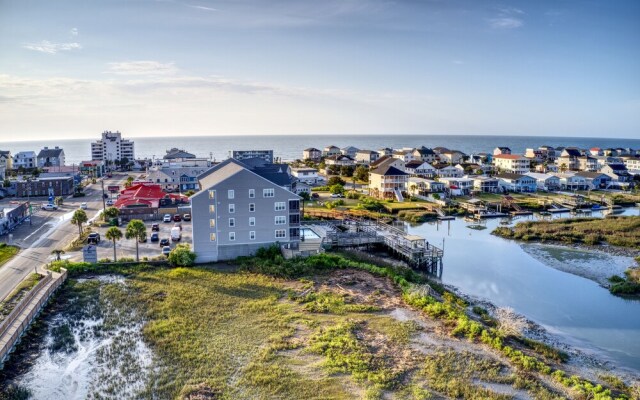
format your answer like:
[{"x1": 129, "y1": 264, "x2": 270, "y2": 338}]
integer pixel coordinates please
[{"x1": 23, "y1": 223, "x2": 52, "y2": 241}]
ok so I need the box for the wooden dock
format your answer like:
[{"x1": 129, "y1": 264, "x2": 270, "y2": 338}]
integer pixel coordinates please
[{"x1": 303, "y1": 211, "x2": 444, "y2": 274}]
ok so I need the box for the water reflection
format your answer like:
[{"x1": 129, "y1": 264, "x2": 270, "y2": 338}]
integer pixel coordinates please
[{"x1": 409, "y1": 208, "x2": 640, "y2": 372}]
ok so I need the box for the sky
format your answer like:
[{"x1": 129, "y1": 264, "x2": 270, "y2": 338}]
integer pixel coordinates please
[{"x1": 0, "y1": 0, "x2": 639, "y2": 140}]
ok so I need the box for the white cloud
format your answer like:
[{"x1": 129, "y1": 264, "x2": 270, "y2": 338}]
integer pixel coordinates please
[
  {"x1": 107, "y1": 61, "x2": 178, "y2": 75},
  {"x1": 23, "y1": 40, "x2": 81, "y2": 54},
  {"x1": 189, "y1": 5, "x2": 216, "y2": 11},
  {"x1": 489, "y1": 17, "x2": 523, "y2": 29},
  {"x1": 70, "y1": 27, "x2": 78, "y2": 36}
]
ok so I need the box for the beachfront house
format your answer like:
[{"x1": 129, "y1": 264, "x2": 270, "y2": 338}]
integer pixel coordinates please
[
  {"x1": 302, "y1": 148, "x2": 322, "y2": 162},
  {"x1": 392, "y1": 149, "x2": 414, "y2": 163},
  {"x1": 438, "y1": 150, "x2": 466, "y2": 165},
  {"x1": 37, "y1": 146, "x2": 65, "y2": 168},
  {"x1": 601, "y1": 164, "x2": 632, "y2": 183},
  {"x1": 554, "y1": 173, "x2": 589, "y2": 191},
  {"x1": 191, "y1": 158, "x2": 301, "y2": 262},
  {"x1": 323, "y1": 145, "x2": 341, "y2": 157},
  {"x1": 433, "y1": 163, "x2": 462, "y2": 178},
  {"x1": 495, "y1": 173, "x2": 537, "y2": 193},
  {"x1": 493, "y1": 147, "x2": 511, "y2": 156},
  {"x1": 341, "y1": 146, "x2": 359, "y2": 158},
  {"x1": 369, "y1": 157, "x2": 409, "y2": 201},
  {"x1": 324, "y1": 154, "x2": 355, "y2": 167}
]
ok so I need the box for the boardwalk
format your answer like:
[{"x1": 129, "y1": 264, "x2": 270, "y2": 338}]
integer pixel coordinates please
[
  {"x1": 303, "y1": 209, "x2": 444, "y2": 274},
  {"x1": 0, "y1": 269, "x2": 67, "y2": 365}
]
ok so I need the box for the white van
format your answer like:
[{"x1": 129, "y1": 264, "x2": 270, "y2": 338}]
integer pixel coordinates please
[{"x1": 170, "y1": 226, "x2": 182, "y2": 242}]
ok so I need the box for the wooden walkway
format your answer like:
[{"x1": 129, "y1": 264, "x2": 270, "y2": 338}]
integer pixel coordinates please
[
  {"x1": 0, "y1": 269, "x2": 67, "y2": 366},
  {"x1": 304, "y1": 211, "x2": 444, "y2": 274}
]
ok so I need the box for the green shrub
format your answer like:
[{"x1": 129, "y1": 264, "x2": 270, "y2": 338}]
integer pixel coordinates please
[{"x1": 168, "y1": 243, "x2": 197, "y2": 267}]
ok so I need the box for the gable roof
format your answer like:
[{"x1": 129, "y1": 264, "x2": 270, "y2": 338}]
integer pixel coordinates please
[
  {"x1": 370, "y1": 157, "x2": 408, "y2": 176},
  {"x1": 575, "y1": 171, "x2": 609, "y2": 178},
  {"x1": 495, "y1": 173, "x2": 528, "y2": 180},
  {"x1": 196, "y1": 158, "x2": 299, "y2": 199},
  {"x1": 304, "y1": 147, "x2": 320, "y2": 152},
  {"x1": 164, "y1": 148, "x2": 196, "y2": 159},
  {"x1": 562, "y1": 148, "x2": 582, "y2": 157},
  {"x1": 404, "y1": 160, "x2": 424, "y2": 168},
  {"x1": 493, "y1": 154, "x2": 525, "y2": 160},
  {"x1": 37, "y1": 147, "x2": 64, "y2": 158},
  {"x1": 413, "y1": 146, "x2": 436, "y2": 155},
  {"x1": 370, "y1": 155, "x2": 393, "y2": 168}
]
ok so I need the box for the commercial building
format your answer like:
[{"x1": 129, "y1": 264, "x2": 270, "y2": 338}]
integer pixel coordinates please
[
  {"x1": 191, "y1": 158, "x2": 301, "y2": 262},
  {"x1": 91, "y1": 131, "x2": 135, "y2": 164},
  {"x1": 14, "y1": 176, "x2": 74, "y2": 197},
  {"x1": 231, "y1": 150, "x2": 274, "y2": 163}
]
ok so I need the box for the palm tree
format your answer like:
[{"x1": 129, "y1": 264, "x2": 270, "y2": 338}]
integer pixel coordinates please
[
  {"x1": 103, "y1": 206, "x2": 120, "y2": 221},
  {"x1": 105, "y1": 227, "x2": 123, "y2": 262},
  {"x1": 70, "y1": 209, "x2": 88, "y2": 235},
  {"x1": 559, "y1": 163, "x2": 568, "y2": 173},
  {"x1": 51, "y1": 249, "x2": 65, "y2": 261},
  {"x1": 125, "y1": 219, "x2": 146, "y2": 262}
]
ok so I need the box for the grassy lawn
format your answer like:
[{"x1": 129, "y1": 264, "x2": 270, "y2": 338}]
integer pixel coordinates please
[
  {"x1": 382, "y1": 201, "x2": 431, "y2": 212},
  {"x1": 0, "y1": 244, "x2": 19, "y2": 267}
]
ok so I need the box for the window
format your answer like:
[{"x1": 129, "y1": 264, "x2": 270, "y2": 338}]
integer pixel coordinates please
[
  {"x1": 289, "y1": 200, "x2": 300, "y2": 211},
  {"x1": 249, "y1": 203, "x2": 255, "y2": 212},
  {"x1": 249, "y1": 217, "x2": 255, "y2": 226},
  {"x1": 229, "y1": 203, "x2": 235, "y2": 213},
  {"x1": 249, "y1": 189, "x2": 255, "y2": 198},
  {"x1": 275, "y1": 229, "x2": 286, "y2": 239},
  {"x1": 210, "y1": 233, "x2": 216, "y2": 241},
  {"x1": 274, "y1": 202, "x2": 286, "y2": 211},
  {"x1": 289, "y1": 214, "x2": 300, "y2": 224},
  {"x1": 249, "y1": 231, "x2": 256, "y2": 240},
  {"x1": 275, "y1": 216, "x2": 286, "y2": 225},
  {"x1": 263, "y1": 188, "x2": 274, "y2": 198},
  {"x1": 229, "y1": 218, "x2": 235, "y2": 227},
  {"x1": 290, "y1": 228, "x2": 300, "y2": 238},
  {"x1": 208, "y1": 190, "x2": 215, "y2": 199},
  {"x1": 229, "y1": 232, "x2": 235, "y2": 241},
  {"x1": 209, "y1": 205, "x2": 215, "y2": 213},
  {"x1": 209, "y1": 219, "x2": 216, "y2": 228},
  {"x1": 228, "y1": 190, "x2": 234, "y2": 199}
]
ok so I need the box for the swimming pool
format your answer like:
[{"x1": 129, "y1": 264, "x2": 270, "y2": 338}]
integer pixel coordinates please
[{"x1": 300, "y1": 228, "x2": 320, "y2": 240}]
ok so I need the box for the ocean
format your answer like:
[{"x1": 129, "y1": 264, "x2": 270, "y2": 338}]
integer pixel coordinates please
[{"x1": 2, "y1": 134, "x2": 640, "y2": 166}]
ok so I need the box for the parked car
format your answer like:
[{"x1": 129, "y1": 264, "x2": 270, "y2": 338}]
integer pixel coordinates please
[
  {"x1": 311, "y1": 193, "x2": 320, "y2": 199},
  {"x1": 159, "y1": 238, "x2": 170, "y2": 247},
  {"x1": 173, "y1": 214, "x2": 182, "y2": 222},
  {"x1": 151, "y1": 223, "x2": 160, "y2": 232},
  {"x1": 162, "y1": 246, "x2": 171, "y2": 256},
  {"x1": 87, "y1": 232, "x2": 101, "y2": 244},
  {"x1": 80, "y1": 202, "x2": 88, "y2": 210},
  {"x1": 106, "y1": 199, "x2": 114, "y2": 206},
  {"x1": 183, "y1": 213, "x2": 191, "y2": 221},
  {"x1": 163, "y1": 214, "x2": 172, "y2": 223},
  {"x1": 41, "y1": 203, "x2": 58, "y2": 211},
  {"x1": 150, "y1": 232, "x2": 159, "y2": 242},
  {"x1": 330, "y1": 193, "x2": 344, "y2": 198},
  {"x1": 171, "y1": 227, "x2": 182, "y2": 242}
]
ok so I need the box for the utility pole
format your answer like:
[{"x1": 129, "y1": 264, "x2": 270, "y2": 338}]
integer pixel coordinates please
[{"x1": 101, "y1": 178, "x2": 106, "y2": 212}]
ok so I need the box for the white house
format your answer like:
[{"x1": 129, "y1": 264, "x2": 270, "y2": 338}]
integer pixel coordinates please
[
  {"x1": 291, "y1": 167, "x2": 320, "y2": 184},
  {"x1": 405, "y1": 161, "x2": 436, "y2": 178},
  {"x1": 323, "y1": 145, "x2": 341, "y2": 157},
  {"x1": 525, "y1": 173, "x2": 560, "y2": 191},
  {"x1": 412, "y1": 147, "x2": 437, "y2": 163},
  {"x1": 553, "y1": 173, "x2": 589, "y2": 191},
  {"x1": 472, "y1": 176, "x2": 499, "y2": 193},
  {"x1": 392, "y1": 150, "x2": 414, "y2": 163},
  {"x1": 369, "y1": 157, "x2": 409, "y2": 201},
  {"x1": 495, "y1": 173, "x2": 537, "y2": 193},
  {"x1": 439, "y1": 177, "x2": 474, "y2": 196},
  {"x1": 37, "y1": 146, "x2": 65, "y2": 168},
  {"x1": 13, "y1": 151, "x2": 36, "y2": 169},
  {"x1": 493, "y1": 154, "x2": 530, "y2": 174},
  {"x1": 433, "y1": 164, "x2": 462, "y2": 178},
  {"x1": 408, "y1": 177, "x2": 445, "y2": 196},
  {"x1": 303, "y1": 148, "x2": 322, "y2": 161},
  {"x1": 325, "y1": 155, "x2": 355, "y2": 167},
  {"x1": 355, "y1": 150, "x2": 379, "y2": 165},
  {"x1": 340, "y1": 146, "x2": 359, "y2": 158}
]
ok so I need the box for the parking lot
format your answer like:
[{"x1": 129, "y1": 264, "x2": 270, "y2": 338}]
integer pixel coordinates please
[{"x1": 88, "y1": 213, "x2": 193, "y2": 261}]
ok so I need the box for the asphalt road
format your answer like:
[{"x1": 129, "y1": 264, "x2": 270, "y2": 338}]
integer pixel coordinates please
[{"x1": 0, "y1": 174, "x2": 128, "y2": 301}]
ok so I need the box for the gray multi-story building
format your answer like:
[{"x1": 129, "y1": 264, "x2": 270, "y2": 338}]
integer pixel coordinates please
[
  {"x1": 191, "y1": 158, "x2": 301, "y2": 262},
  {"x1": 231, "y1": 150, "x2": 274, "y2": 163},
  {"x1": 36, "y1": 146, "x2": 65, "y2": 168}
]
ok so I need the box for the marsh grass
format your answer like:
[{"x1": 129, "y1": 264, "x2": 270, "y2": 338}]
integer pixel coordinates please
[{"x1": 493, "y1": 216, "x2": 640, "y2": 247}]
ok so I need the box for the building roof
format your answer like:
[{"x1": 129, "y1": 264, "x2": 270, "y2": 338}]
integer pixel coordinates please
[
  {"x1": 324, "y1": 145, "x2": 340, "y2": 150},
  {"x1": 325, "y1": 154, "x2": 354, "y2": 162},
  {"x1": 605, "y1": 164, "x2": 629, "y2": 172},
  {"x1": 341, "y1": 146, "x2": 358, "y2": 151},
  {"x1": 495, "y1": 147, "x2": 511, "y2": 152},
  {"x1": 562, "y1": 148, "x2": 582, "y2": 157},
  {"x1": 495, "y1": 173, "x2": 528, "y2": 180},
  {"x1": 164, "y1": 148, "x2": 196, "y2": 159},
  {"x1": 14, "y1": 151, "x2": 36, "y2": 157},
  {"x1": 413, "y1": 146, "x2": 436, "y2": 155},
  {"x1": 370, "y1": 157, "x2": 408, "y2": 176},
  {"x1": 575, "y1": 171, "x2": 609, "y2": 178},
  {"x1": 525, "y1": 172, "x2": 557, "y2": 180},
  {"x1": 405, "y1": 160, "x2": 424, "y2": 168},
  {"x1": 356, "y1": 150, "x2": 377, "y2": 155},
  {"x1": 493, "y1": 154, "x2": 525, "y2": 160},
  {"x1": 0, "y1": 150, "x2": 11, "y2": 158},
  {"x1": 370, "y1": 155, "x2": 392, "y2": 168},
  {"x1": 304, "y1": 147, "x2": 320, "y2": 152},
  {"x1": 115, "y1": 183, "x2": 187, "y2": 209},
  {"x1": 37, "y1": 147, "x2": 64, "y2": 158}
]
